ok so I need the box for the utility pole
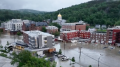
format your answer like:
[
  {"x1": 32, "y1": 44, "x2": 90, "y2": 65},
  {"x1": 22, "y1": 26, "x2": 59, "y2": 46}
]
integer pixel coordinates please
[
  {"x1": 64, "y1": 40, "x2": 65, "y2": 55},
  {"x1": 14, "y1": 24, "x2": 15, "y2": 42},
  {"x1": 98, "y1": 54, "x2": 102, "y2": 67},
  {"x1": 79, "y1": 47, "x2": 82, "y2": 62}
]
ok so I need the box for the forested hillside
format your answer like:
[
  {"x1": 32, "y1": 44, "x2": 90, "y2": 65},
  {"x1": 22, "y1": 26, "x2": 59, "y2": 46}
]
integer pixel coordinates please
[
  {"x1": 44, "y1": 0, "x2": 120, "y2": 26},
  {"x1": 0, "y1": 0, "x2": 120, "y2": 26},
  {"x1": 0, "y1": 9, "x2": 44, "y2": 24}
]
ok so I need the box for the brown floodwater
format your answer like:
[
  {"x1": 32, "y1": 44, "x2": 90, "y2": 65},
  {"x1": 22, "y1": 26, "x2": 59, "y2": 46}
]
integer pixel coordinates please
[{"x1": 1, "y1": 33, "x2": 120, "y2": 67}]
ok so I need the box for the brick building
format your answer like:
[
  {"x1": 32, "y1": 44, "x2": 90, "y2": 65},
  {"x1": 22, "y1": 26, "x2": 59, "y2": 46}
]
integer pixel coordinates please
[
  {"x1": 22, "y1": 21, "x2": 48, "y2": 31},
  {"x1": 60, "y1": 20, "x2": 87, "y2": 31},
  {"x1": 60, "y1": 30, "x2": 90, "y2": 41},
  {"x1": 90, "y1": 32, "x2": 107, "y2": 44},
  {"x1": 60, "y1": 30, "x2": 78, "y2": 41},
  {"x1": 107, "y1": 26, "x2": 120, "y2": 45},
  {"x1": 78, "y1": 31, "x2": 90, "y2": 39},
  {"x1": 46, "y1": 26, "x2": 58, "y2": 34}
]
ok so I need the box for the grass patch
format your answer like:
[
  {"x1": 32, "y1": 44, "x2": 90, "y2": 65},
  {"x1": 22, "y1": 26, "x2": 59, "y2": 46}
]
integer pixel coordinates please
[{"x1": 97, "y1": 29, "x2": 107, "y2": 32}]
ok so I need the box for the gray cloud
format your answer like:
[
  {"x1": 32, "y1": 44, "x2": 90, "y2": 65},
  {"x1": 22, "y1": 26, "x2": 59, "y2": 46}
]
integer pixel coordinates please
[{"x1": 0, "y1": 0, "x2": 91, "y2": 11}]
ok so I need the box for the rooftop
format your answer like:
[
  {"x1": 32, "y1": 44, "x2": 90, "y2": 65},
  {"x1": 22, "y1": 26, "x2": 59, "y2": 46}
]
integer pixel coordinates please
[
  {"x1": 46, "y1": 26, "x2": 58, "y2": 29},
  {"x1": 23, "y1": 30, "x2": 54, "y2": 37},
  {"x1": 108, "y1": 26, "x2": 120, "y2": 30},
  {"x1": 61, "y1": 30, "x2": 78, "y2": 33}
]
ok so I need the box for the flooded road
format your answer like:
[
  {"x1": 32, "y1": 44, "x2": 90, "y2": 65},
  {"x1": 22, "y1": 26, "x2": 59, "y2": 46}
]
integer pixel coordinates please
[
  {"x1": 0, "y1": 34, "x2": 120, "y2": 67},
  {"x1": 54, "y1": 42, "x2": 120, "y2": 67}
]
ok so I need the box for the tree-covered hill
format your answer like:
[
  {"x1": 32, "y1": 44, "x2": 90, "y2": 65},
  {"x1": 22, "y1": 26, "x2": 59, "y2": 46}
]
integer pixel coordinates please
[
  {"x1": 0, "y1": 0, "x2": 120, "y2": 26},
  {"x1": 18, "y1": 9, "x2": 46, "y2": 14},
  {"x1": 44, "y1": 0, "x2": 120, "y2": 26},
  {"x1": 0, "y1": 9, "x2": 45, "y2": 24}
]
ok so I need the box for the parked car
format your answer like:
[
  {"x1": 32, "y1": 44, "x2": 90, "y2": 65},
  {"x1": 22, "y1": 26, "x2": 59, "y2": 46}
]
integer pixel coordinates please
[
  {"x1": 57, "y1": 54, "x2": 64, "y2": 58},
  {"x1": 61, "y1": 56, "x2": 69, "y2": 61}
]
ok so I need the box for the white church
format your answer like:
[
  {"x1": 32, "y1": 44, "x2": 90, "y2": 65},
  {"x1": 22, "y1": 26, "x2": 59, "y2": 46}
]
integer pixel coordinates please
[{"x1": 52, "y1": 13, "x2": 66, "y2": 26}]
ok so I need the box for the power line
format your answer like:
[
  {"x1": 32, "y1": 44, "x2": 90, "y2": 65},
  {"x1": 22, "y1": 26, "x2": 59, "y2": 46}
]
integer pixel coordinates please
[{"x1": 73, "y1": 50, "x2": 111, "y2": 67}]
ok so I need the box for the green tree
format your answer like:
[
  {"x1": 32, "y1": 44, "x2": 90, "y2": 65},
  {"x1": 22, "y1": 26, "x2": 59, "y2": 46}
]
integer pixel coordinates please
[
  {"x1": 86, "y1": 26, "x2": 89, "y2": 30},
  {"x1": 59, "y1": 49, "x2": 62, "y2": 54},
  {"x1": 42, "y1": 26, "x2": 47, "y2": 32},
  {"x1": 89, "y1": 65, "x2": 92, "y2": 67},
  {"x1": 71, "y1": 57, "x2": 75, "y2": 62},
  {"x1": 6, "y1": 41, "x2": 9, "y2": 46},
  {"x1": 17, "y1": 32, "x2": 22, "y2": 36},
  {"x1": 115, "y1": 20, "x2": 120, "y2": 26},
  {"x1": 52, "y1": 31, "x2": 60, "y2": 37},
  {"x1": 11, "y1": 50, "x2": 56, "y2": 67}
]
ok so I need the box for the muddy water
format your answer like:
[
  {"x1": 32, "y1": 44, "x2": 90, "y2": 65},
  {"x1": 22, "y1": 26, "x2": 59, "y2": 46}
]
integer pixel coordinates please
[
  {"x1": 54, "y1": 42, "x2": 120, "y2": 67},
  {"x1": 0, "y1": 34, "x2": 120, "y2": 67}
]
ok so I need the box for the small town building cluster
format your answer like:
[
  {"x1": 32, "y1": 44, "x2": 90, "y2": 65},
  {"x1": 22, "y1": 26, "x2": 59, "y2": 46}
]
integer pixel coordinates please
[{"x1": 1, "y1": 13, "x2": 120, "y2": 57}]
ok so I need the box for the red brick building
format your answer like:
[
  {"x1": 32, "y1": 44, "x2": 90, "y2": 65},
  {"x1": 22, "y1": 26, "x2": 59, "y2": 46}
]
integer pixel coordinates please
[
  {"x1": 46, "y1": 26, "x2": 58, "y2": 34},
  {"x1": 78, "y1": 31, "x2": 90, "y2": 39},
  {"x1": 22, "y1": 22, "x2": 48, "y2": 31},
  {"x1": 23, "y1": 32, "x2": 29, "y2": 44},
  {"x1": 107, "y1": 27, "x2": 120, "y2": 45},
  {"x1": 60, "y1": 30, "x2": 90, "y2": 41},
  {"x1": 60, "y1": 30, "x2": 78, "y2": 41},
  {"x1": 90, "y1": 32, "x2": 107, "y2": 44}
]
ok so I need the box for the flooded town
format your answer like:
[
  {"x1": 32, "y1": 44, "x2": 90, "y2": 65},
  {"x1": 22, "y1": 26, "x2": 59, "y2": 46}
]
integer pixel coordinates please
[
  {"x1": 0, "y1": 33, "x2": 120, "y2": 67},
  {"x1": 0, "y1": 0, "x2": 120, "y2": 67}
]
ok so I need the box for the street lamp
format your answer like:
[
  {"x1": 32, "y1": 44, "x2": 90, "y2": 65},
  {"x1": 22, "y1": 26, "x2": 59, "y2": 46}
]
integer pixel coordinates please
[{"x1": 98, "y1": 54, "x2": 102, "y2": 67}]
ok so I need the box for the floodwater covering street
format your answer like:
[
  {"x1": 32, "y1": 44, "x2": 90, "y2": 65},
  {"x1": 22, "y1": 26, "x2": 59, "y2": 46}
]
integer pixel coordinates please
[
  {"x1": 54, "y1": 42, "x2": 120, "y2": 67},
  {"x1": 1, "y1": 33, "x2": 120, "y2": 67},
  {"x1": 0, "y1": 56, "x2": 17, "y2": 67}
]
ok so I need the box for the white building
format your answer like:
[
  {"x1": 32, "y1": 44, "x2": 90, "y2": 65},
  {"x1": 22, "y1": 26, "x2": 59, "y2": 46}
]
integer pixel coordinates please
[
  {"x1": 88, "y1": 28, "x2": 96, "y2": 33},
  {"x1": 52, "y1": 13, "x2": 66, "y2": 26},
  {"x1": 4, "y1": 19, "x2": 30, "y2": 31},
  {"x1": 46, "y1": 26, "x2": 58, "y2": 30},
  {"x1": 23, "y1": 30, "x2": 54, "y2": 49}
]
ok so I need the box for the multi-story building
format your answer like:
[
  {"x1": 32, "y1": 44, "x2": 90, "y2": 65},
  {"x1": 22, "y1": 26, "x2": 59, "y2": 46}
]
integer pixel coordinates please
[
  {"x1": 107, "y1": 26, "x2": 120, "y2": 45},
  {"x1": 60, "y1": 20, "x2": 86, "y2": 31},
  {"x1": 60, "y1": 30, "x2": 78, "y2": 41},
  {"x1": 22, "y1": 21, "x2": 48, "y2": 31},
  {"x1": 3, "y1": 19, "x2": 29, "y2": 31},
  {"x1": 78, "y1": 30, "x2": 90, "y2": 39},
  {"x1": 23, "y1": 30, "x2": 54, "y2": 49},
  {"x1": 46, "y1": 26, "x2": 58, "y2": 34},
  {"x1": 90, "y1": 32, "x2": 107, "y2": 44},
  {"x1": 60, "y1": 30, "x2": 90, "y2": 42}
]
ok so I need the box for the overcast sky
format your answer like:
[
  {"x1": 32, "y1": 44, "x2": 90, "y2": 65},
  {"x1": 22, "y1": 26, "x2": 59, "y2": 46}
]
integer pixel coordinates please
[{"x1": 0, "y1": 0, "x2": 91, "y2": 11}]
